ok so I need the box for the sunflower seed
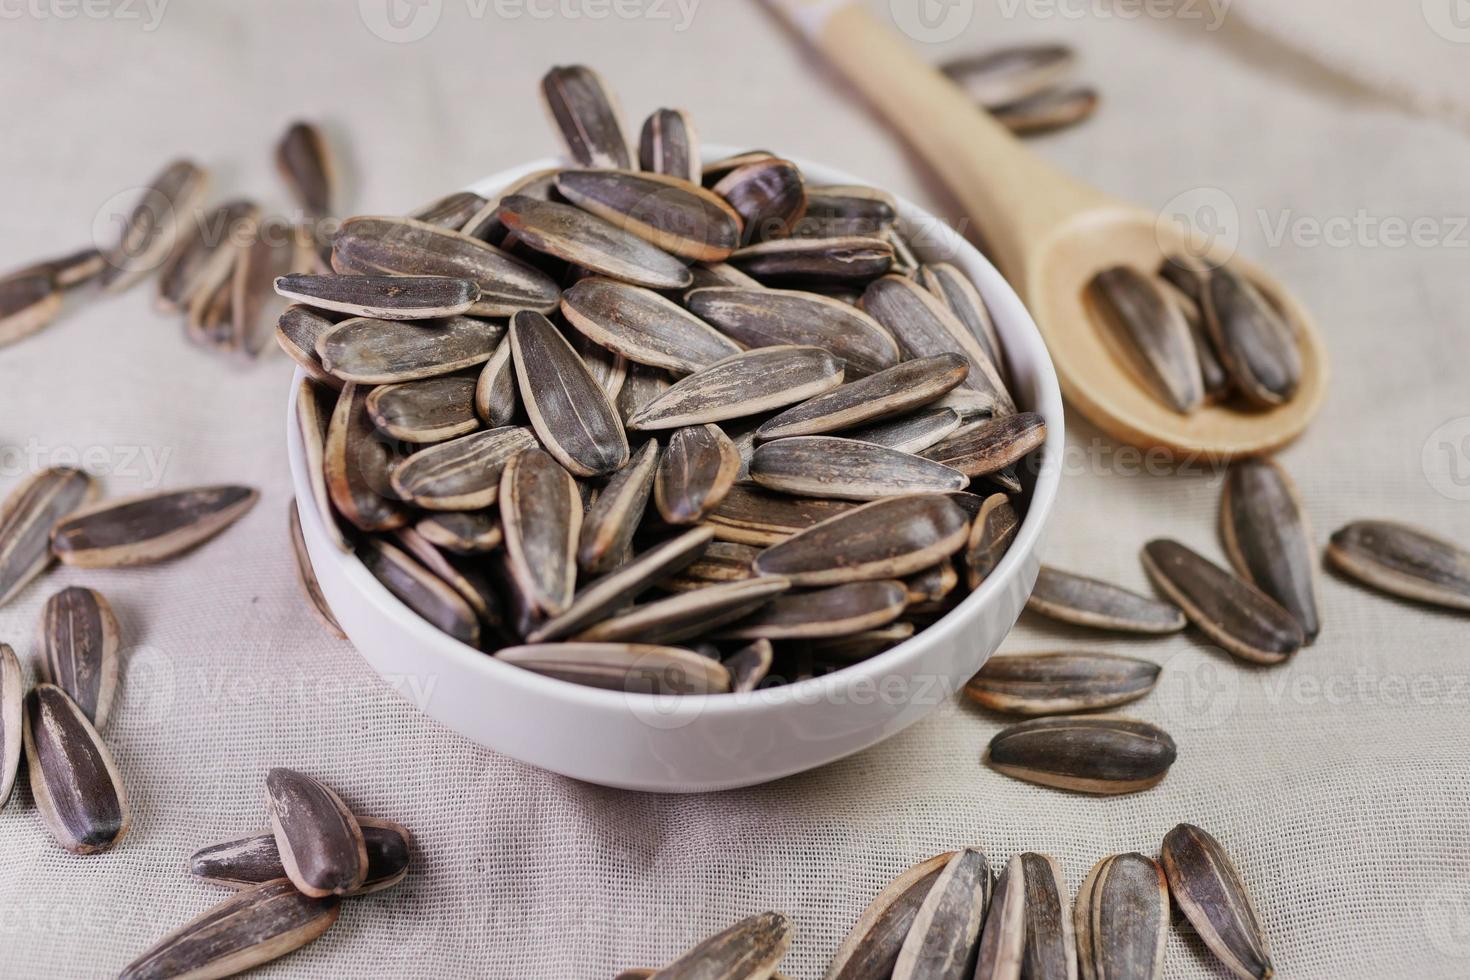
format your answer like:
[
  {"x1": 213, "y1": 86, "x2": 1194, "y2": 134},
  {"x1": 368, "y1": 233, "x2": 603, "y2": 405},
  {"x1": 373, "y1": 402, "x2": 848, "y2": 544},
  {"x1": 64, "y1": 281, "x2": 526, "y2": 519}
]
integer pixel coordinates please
[
  {"x1": 359, "y1": 536, "x2": 479, "y2": 644},
  {"x1": 289, "y1": 501, "x2": 346, "y2": 639},
  {"x1": 750, "y1": 437, "x2": 968, "y2": 501},
  {"x1": 1016, "y1": 853, "x2": 1079, "y2": 980},
  {"x1": 497, "y1": 642, "x2": 732, "y2": 694},
  {"x1": 100, "y1": 159, "x2": 209, "y2": 293},
  {"x1": 684, "y1": 261, "x2": 765, "y2": 295},
  {"x1": 755, "y1": 495, "x2": 969, "y2": 586},
  {"x1": 1162, "y1": 824, "x2": 1272, "y2": 980},
  {"x1": 825, "y1": 852, "x2": 953, "y2": 980},
  {"x1": 904, "y1": 561, "x2": 958, "y2": 605},
  {"x1": 276, "y1": 121, "x2": 336, "y2": 217},
  {"x1": 1202, "y1": 264, "x2": 1300, "y2": 407},
  {"x1": 289, "y1": 386, "x2": 349, "y2": 557},
  {"x1": 707, "y1": 484, "x2": 857, "y2": 545},
  {"x1": 160, "y1": 199, "x2": 259, "y2": 315},
  {"x1": 556, "y1": 169, "x2": 742, "y2": 262},
  {"x1": 973, "y1": 855, "x2": 1025, "y2": 980},
  {"x1": 511, "y1": 309, "x2": 629, "y2": 477},
  {"x1": 843, "y1": 408, "x2": 962, "y2": 455},
  {"x1": 922, "y1": 413, "x2": 1046, "y2": 478},
  {"x1": 892, "y1": 847, "x2": 991, "y2": 980},
  {"x1": 495, "y1": 194, "x2": 692, "y2": 290},
  {"x1": 712, "y1": 159, "x2": 807, "y2": 245},
  {"x1": 0, "y1": 273, "x2": 60, "y2": 347},
  {"x1": 661, "y1": 540, "x2": 759, "y2": 592},
  {"x1": 7, "y1": 247, "x2": 105, "y2": 289},
  {"x1": 756, "y1": 354, "x2": 968, "y2": 441},
  {"x1": 808, "y1": 622, "x2": 915, "y2": 664},
  {"x1": 701, "y1": 150, "x2": 778, "y2": 185},
  {"x1": 687, "y1": 286, "x2": 900, "y2": 378},
  {"x1": 264, "y1": 767, "x2": 366, "y2": 897},
  {"x1": 562, "y1": 323, "x2": 628, "y2": 399},
  {"x1": 24, "y1": 684, "x2": 129, "y2": 853},
  {"x1": 1026, "y1": 567, "x2": 1185, "y2": 634},
  {"x1": 391, "y1": 526, "x2": 502, "y2": 628},
  {"x1": 574, "y1": 577, "x2": 790, "y2": 644},
  {"x1": 563, "y1": 277, "x2": 741, "y2": 374},
  {"x1": 1158, "y1": 277, "x2": 1232, "y2": 401},
  {"x1": 37, "y1": 586, "x2": 120, "y2": 729},
  {"x1": 541, "y1": 65, "x2": 633, "y2": 168},
  {"x1": 640, "y1": 108, "x2": 700, "y2": 183},
  {"x1": 964, "y1": 493, "x2": 1020, "y2": 589},
  {"x1": 411, "y1": 190, "x2": 489, "y2": 229},
  {"x1": 414, "y1": 510, "x2": 503, "y2": 555},
  {"x1": 0, "y1": 645, "x2": 21, "y2": 807},
  {"x1": 722, "y1": 639, "x2": 773, "y2": 693},
  {"x1": 459, "y1": 168, "x2": 562, "y2": 244},
  {"x1": 1074, "y1": 852, "x2": 1167, "y2": 980},
  {"x1": 274, "y1": 272, "x2": 478, "y2": 320},
  {"x1": 187, "y1": 269, "x2": 236, "y2": 350},
  {"x1": 1326, "y1": 520, "x2": 1470, "y2": 611},
  {"x1": 966, "y1": 653, "x2": 1161, "y2": 716},
  {"x1": 1221, "y1": 459, "x2": 1320, "y2": 640},
  {"x1": 1086, "y1": 266, "x2": 1204, "y2": 414},
  {"x1": 628, "y1": 346, "x2": 844, "y2": 431},
  {"x1": 0, "y1": 467, "x2": 97, "y2": 606},
  {"x1": 228, "y1": 230, "x2": 294, "y2": 355},
  {"x1": 333, "y1": 215, "x2": 561, "y2": 316},
  {"x1": 324, "y1": 382, "x2": 407, "y2": 532},
  {"x1": 276, "y1": 306, "x2": 342, "y2": 386},
  {"x1": 988, "y1": 717, "x2": 1176, "y2": 795},
  {"x1": 366, "y1": 375, "x2": 479, "y2": 443},
  {"x1": 918, "y1": 263, "x2": 1007, "y2": 381},
  {"x1": 1141, "y1": 539, "x2": 1303, "y2": 664},
  {"x1": 119, "y1": 878, "x2": 339, "y2": 980},
  {"x1": 719, "y1": 580, "x2": 908, "y2": 640},
  {"x1": 318, "y1": 315, "x2": 503, "y2": 384},
  {"x1": 793, "y1": 184, "x2": 897, "y2": 239},
  {"x1": 730, "y1": 236, "x2": 894, "y2": 285},
  {"x1": 942, "y1": 44, "x2": 1076, "y2": 107},
  {"x1": 578, "y1": 440, "x2": 661, "y2": 574},
  {"x1": 652, "y1": 911, "x2": 791, "y2": 980},
  {"x1": 500, "y1": 447, "x2": 582, "y2": 617},
  {"x1": 390, "y1": 426, "x2": 535, "y2": 511},
  {"x1": 51, "y1": 486, "x2": 257, "y2": 569},
  {"x1": 993, "y1": 87, "x2": 1099, "y2": 135},
  {"x1": 190, "y1": 816, "x2": 410, "y2": 896},
  {"x1": 656, "y1": 425, "x2": 741, "y2": 524},
  {"x1": 474, "y1": 334, "x2": 520, "y2": 426}
]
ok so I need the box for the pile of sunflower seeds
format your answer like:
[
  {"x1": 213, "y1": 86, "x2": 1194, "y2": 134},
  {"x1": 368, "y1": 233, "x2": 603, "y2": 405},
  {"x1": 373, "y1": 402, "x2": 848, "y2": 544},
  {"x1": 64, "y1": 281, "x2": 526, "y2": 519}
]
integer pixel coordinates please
[
  {"x1": 941, "y1": 44, "x2": 1100, "y2": 136},
  {"x1": 280, "y1": 64, "x2": 1047, "y2": 695}
]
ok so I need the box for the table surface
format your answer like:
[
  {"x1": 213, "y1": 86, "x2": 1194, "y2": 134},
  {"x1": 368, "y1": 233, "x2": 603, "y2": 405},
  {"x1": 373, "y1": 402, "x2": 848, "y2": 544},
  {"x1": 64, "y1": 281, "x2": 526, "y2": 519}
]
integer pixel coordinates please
[{"x1": 1, "y1": 2, "x2": 1468, "y2": 977}]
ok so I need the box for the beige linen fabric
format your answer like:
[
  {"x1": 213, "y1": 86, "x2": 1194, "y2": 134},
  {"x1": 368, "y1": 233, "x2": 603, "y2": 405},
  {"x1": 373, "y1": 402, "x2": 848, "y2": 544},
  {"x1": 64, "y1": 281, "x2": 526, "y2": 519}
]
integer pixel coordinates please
[{"x1": 1, "y1": 2, "x2": 1468, "y2": 977}]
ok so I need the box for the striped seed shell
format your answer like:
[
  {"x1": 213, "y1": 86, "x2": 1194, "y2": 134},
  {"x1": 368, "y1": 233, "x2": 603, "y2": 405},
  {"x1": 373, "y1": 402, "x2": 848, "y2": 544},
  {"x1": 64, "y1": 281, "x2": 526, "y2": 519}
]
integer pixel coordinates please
[
  {"x1": 390, "y1": 527, "x2": 501, "y2": 627},
  {"x1": 332, "y1": 215, "x2": 561, "y2": 316},
  {"x1": 501, "y1": 448, "x2": 582, "y2": 616},
  {"x1": 652, "y1": 911, "x2": 791, "y2": 980},
  {"x1": 627, "y1": 346, "x2": 845, "y2": 430},
  {"x1": 687, "y1": 286, "x2": 899, "y2": 378},
  {"x1": 163, "y1": 199, "x2": 259, "y2": 316},
  {"x1": 475, "y1": 335, "x2": 518, "y2": 426},
  {"x1": 754, "y1": 495, "x2": 969, "y2": 586},
  {"x1": 892, "y1": 847, "x2": 991, "y2": 980},
  {"x1": 24, "y1": 684, "x2": 129, "y2": 852},
  {"x1": 573, "y1": 577, "x2": 790, "y2": 645},
  {"x1": 639, "y1": 108, "x2": 700, "y2": 184},
  {"x1": 922, "y1": 413, "x2": 1046, "y2": 478},
  {"x1": 795, "y1": 184, "x2": 897, "y2": 239},
  {"x1": 366, "y1": 374, "x2": 480, "y2": 443},
  {"x1": 318, "y1": 314, "x2": 503, "y2": 384},
  {"x1": 230, "y1": 232, "x2": 295, "y2": 355},
  {"x1": 541, "y1": 65, "x2": 633, "y2": 168},
  {"x1": 706, "y1": 484, "x2": 857, "y2": 545},
  {"x1": 496, "y1": 642, "x2": 732, "y2": 695},
  {"x1": 358, "y1": 535, "x2": 480, "y2": 645},
  {"x1": 729, "y1": 236, "x2": 894, "y2": 285},
  {"x1": 562, "y1": 277, "x2": 741, "y2": 374},
  {"x1": 51, "y1": 486, "x2": 257, "y2": 568},
  {"x1": 904, "y1": 561, "x2": 958, "y2": 605},
  {"x1": 410, "y1": 190, "x2": 489, "y2": 229},
  {"x1": 290, "y1": 501, "x2": 346, "y2": 639},
  {"x1": 974, "y1": 855, "x2": 1026, "y2": 980},
  {"x1": 964, "y1": 493, "x2": 1020, "y2": 589},
  {"x1": 1026, "y1": 567, "x2": 1185, "y2": 634},
  {"x1": 655, "y1": 425, "x2": 741, "y2": 524},
  {"x1": 0, "y1": 467, "x2": 98, "y2": 606},
  {"x1": 1087, "y1": 266, "x2": 1204, "y2": 414},
  {"x1": 276, "y1": 306, "x2": 343, "y2": 387},
  {"x1": 750, "y1": 437, "x2": 968, "y2": 501},
  {"x1": 265, "y1": 767, "x2": 367, "y2": 897},
  {"x1": 1221, "y1": 459, "x2": 1321, "y2": 640},
  {"x1": 276, "y1": 121, "x2": 335, "y2": 217},
  {"x1": 1161, "y1": 825, "x2": 1273, "y2": 980},
  {"x1": 495, "y1": 194, "x2": 692, "y2": 289},
  {"x1": 718, "y1": 580, "x2": 908, "y2": 640},
  {"x1": 390, "y1": 426, "x2": 535, "y2": 511},
  {"x1": 987, "y1": 717, "x2": 1177, "y2": 795},
  {"x1": 7, "y1": 247, "x2": 104, "y2": 289},
  {"x1": 725, "y1": 639, "x2": 773, "y2": 693},
  {"x1": 966, "y1": 653, "x2": 1161, "y2": 716},
  {"x1": 1141, "y1": 539, "x2": 1303, "y2": 664},
  {"x1": 1326, "y1": 520, "x2": 1470, "y2": 611},
  {"x1": 843, "y1": 408, "x2": 962, "y2": 455},
  {"x1": 0, "y1": 644, "x2": 21, "y2": 806},
  {"x1": 1020, "y1": 853, "x2": 1079, "y2": 980},
  {"x1": 684, "y1": 261, "x2": 764, "y2": 295},
  {"x1": 942, "y1": 44, "x2": 1076, "y2": 107},
  {"x1": 274, "y1": 272, "x2": 478, "y2": 320},
  {"x1": 296, "y1": 381, "x2": 350, "y2": 551},
  {"x1": 1161, "y1": 277, "x2": 1233, "y2": 401},
  {"x1": 0, "y1": 272, "x2": 60, "y2": 347},
  {"x1": 993, "y1": 87, "x2": 1099, "y2": 135},
  {"x1": 702, "y1": 150, "x2": 778, "y2": 186},
  {"x1": 414, "y1": 510, "x2": 503, "y2": 555},
  {"x1": 712, "y1": 158, "x2": 807, "y2": 245},
  {"x1": 661, "y1": 540, "x2": 760, "y2": 592},
  {"x1": 118, "y1": 879, "x2": 339, "y2": 980},
  {"x1": 756, "y1": 354, "x2": 969, "y2": 441},
  {"x1": 825, "y1": 852, "x2": 954, "y2": 980},
  {"x1": 510, "y1": 310, "x2": 629, "y2": 477},
  {"x1": 190, "y1": 817, "x2": 411, "y2": 895},
  {"x1": 324, "y1": 382, "x2": 406, "y2": 532},
  {"x1": 1075, "y1": 853, "x2": 1168, "y2": 980},
  {"x1": 37, "y1": 587, "x2": 120, "y2": 728},
  {"x1": 460, "y1": 168, "x2": 562, "y2": 244},
  {"x1": 579, "y1": 440, "x2": 661, "y2": 574},
  {"x1": 918, "y1": 263, "x2": 1007, "y2": 382},
  {"x1": 1202, "y1": 264, "x2": 1301, "y2": 407},
  {"x1": 618, "y1": 364, "x2": 674, "y2": 425},
  {"x1": 565, "y1": 324, "x2": 628, "y2": 399},
  {"x1": 556, "y1": 169, "x2": 742, "y2": 262},
  {"x1": 100, "y1": 158, "x2": 209, "y2": 293}
]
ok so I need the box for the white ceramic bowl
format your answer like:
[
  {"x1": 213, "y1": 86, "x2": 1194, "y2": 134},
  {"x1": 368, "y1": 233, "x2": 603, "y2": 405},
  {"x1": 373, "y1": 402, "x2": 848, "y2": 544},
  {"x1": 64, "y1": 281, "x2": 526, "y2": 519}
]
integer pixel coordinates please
[{"x1": 287, "y1": 147, "x2": 1064, "y2": 792}]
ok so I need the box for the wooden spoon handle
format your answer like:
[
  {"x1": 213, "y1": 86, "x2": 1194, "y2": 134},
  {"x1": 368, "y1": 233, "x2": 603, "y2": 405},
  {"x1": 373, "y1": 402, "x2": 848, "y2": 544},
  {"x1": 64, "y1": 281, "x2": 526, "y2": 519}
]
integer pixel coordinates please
[{"x1": 766, "y1": 0, "x2": 1111, "y2": 281}]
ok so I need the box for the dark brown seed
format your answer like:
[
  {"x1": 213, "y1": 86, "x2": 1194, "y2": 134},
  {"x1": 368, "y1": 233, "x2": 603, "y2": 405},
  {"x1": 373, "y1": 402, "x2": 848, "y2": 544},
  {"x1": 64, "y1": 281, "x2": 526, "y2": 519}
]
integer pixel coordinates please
[
  {"x1": 37, "y1": 586, "x2": 121, "y2": 728},
  {"x1": 556, "y1": 169, "x2": 742, "y2": 262},
  {"x1": 366, "y1": 375, "x2": 479, "y2": 443},
  {"x1": 755, "y1": 495, "x2": 969, "y2": 586},
  {"x1": 162, "y1": 199, "x2": 260, "y2": 315},
  {"x1": 411, "y1": 190, "x2": 489, "y2": 229},
  {"x1": 578, "y1": 440, "x2": 661, "y2": 574},
  {"x1": 756, "y1": 354, "x2": 969, "y2": 441},
  {"x1": 843, "y1": 408, "x2": 962, "y2": 455},
  {"x1": 390, "y1": 426, "x2": 536, "y2": 511},
  {"x1": 0, "y1": 272, "x2": 61, "y2": 347},
  {"x1": 390, "y1": 527, "x2": 501, "y2": 627},
  {"x1": 683, "y1": 261, "x2": 765, "y2": 295},
  {"x1": 118, "y1": 879, "x2": 339, "y2": 980},
  {"x1": 100, "y1": 159, "x2": 210, "y2": 293},
  {"x1": 707, "y1": 484, "x2": 858, "y2": 546},
  {"x1": 23, "y1": 684, "x2": 129, "y2": 852},
  {"x1": 826, "y1": 852, "x2": 954, "y2": 980},
  {"x1": 1159, "y1": 277, "x2": 1232, "y2": 402},
  {"x1": 574, "y1": 577, "x2": 790, "y2": 645},
  {"x1": 712, "y1": 158, "x2": 807, "y2": 245},
  {"x1": 265, "y1": 767, "x2": 367, "y2": 897},
  {"x1": 295, "y1": 381, "x2": 350, "y2": 553},
  {"x1": 964, "y1": 493, "x2": 1020, "y2": 589},
  {"x1": 973, "y1": 854, "x2": 1025, "y2": 980},
  {"x1": 333, "y1": 215, "x2": 561, "y2": 316},
  {"x1": 276, "y1": 306, "x2": 343, "y2": 387},
  {"x1": 511, "y1": 309, "x2": 630, "y2": 477},
  {"x1": 627, "y1": 346, "x2": 845, "y2": 431},
  {"x1": 918, "y1": 263, "x2": 1007, "y2": 380},
  {"x1": 190, "y1": 817, "x2": 411, "y2": 895},
  {"x1": 497, "y1": 642, "x2": 731, "y2": 695},
  {"x1": 892, "y1": 847, "x2": 992, "y2": 980},
  {"x1": 1202, "y1": 264, "x2": 1300, "y2": 407},
  {"x1": 640, "y1": 108, "x2": 700, "y2": 184},
  {"x1": 942, "y1": 44, "x2": 1076, "y2": 107},
  {"x1": 358, "y1": 536, "x2": 479, "y2": 645},
  {"x1": 1026, "y1": 567, "x2": 1185, "y2": 634},
  {"x1": 274, "y1": 272, "x2": 478, "y2": 320},
  {"x1": 229, "y1": 231, "x2": 294, "y2": 356},
  {"x1": 702, "y1": 150, "x2": 778, "y2": 186},
  {"x1": 724, "y1": 639, "x2": 773, "y2": 693},
  {"x1": 651, "y1": 911, "x2": 791, "y2": 979},
  {"x1": 276, "y1": 121, "x2": 336, "y2": 217},
  {"x1": 988, "y1": 717, "x2": 1177, "y2": 795},
  {"x1": 1087, "y1": 266, "x2": 1204, "y2": 414},
  {"x1": 6, "y1": 247, "x2": 105, "y2": 289},
  {"x1": 474, "y1": 335, "x2": 518, "y2": 426},
  {"x1": 1326, "y1": 520, "x2": 1470, "y2": 611},
  {"x1": 289, "y1": 501, "x2": 346, "y2": 640},
  {"x1": 966, "y1": 653, "x2": 1161, "y2": 716},
  {"x1": 318, "y1": 315, "x2": 504, "y2": 384},
  {"x1": 729, "y1": 236, "x2": 894, "y2": 285},
  {"x1": 719, "y1": 580, "x2": 908, "y2": 640},
  {"x1": 501, "y1": 448, "x2": 582, "y2": 617},
  {"x1": 617, "y1": 365, "x2": 674, "y2": 426},
  {"x1": 563, "y1": 277, "x2": 740, "y2": 374},
  {"x1": 0, "y1": 467, "x2": 98, "y2": 606},
  {"x1": 687, "y1": 286, "x2": 899, "y2": 379},
  {"x1": 903, "y1": 561, "x2": 958, "y2": 605},
  {"x1": 1221, "y1": 459, "x2": 1321, "y2": 640},
  {"x1": 993, "y1": 87, "x2": 1099, "y2": 135},
  {"x1": 1019, "y1": 853, "x2": 1078, "y2": 980},
  {"x1": 565, "y1": 323, "x2": 628, "y2": 399},
  {"x1": 656, "y1": 425, "x2": 741, "y2": 524},
  {"x1": 1075, "y1": 853, "x2": 1168, "y2": 980},
  {"x1": 1161, "y1": 824, "x2": 1273, "y2": 980},
  {"x1": 793, "y1": 184, "x2": 897, "y2": 239},
  {"x1": 324, "y1": 382, "x2": 406, "y2": 532},
  {"x1": 459, "y1": 168, "x2": 562, "y2": 243},
  {"x1": 540, "y1": 65, "x2": 633, "y2": 169},
  {"x1": 923, "y1": 413, "x2": 1046, "y2": 478},
  {"x1": 414, "y1": 510, "x2": 502, "y2": 555},
  {"x1": 51, "y1": 486, "x2": 257, "y2": 568},
  {"x1": 661, "y1": 540, "x2": 760, "y2": 592},
  {"x1": 750, "y1": 437, "x2": 968, "y2": 501},
  {"x1": 1141, "y1": 539, "x2": 1304, "y2": 664},
  {"x1": 496, "y1": 194, "x2": 692, "y2": 290},
  {"x1": 0, "y1": 644, "x2": 22, "y2": 807}
]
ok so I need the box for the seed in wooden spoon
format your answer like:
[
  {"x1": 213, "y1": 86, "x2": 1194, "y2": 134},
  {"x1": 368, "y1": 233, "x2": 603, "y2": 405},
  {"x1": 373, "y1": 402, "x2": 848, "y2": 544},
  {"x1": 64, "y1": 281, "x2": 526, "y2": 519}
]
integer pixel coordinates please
[
  {"x1": 718, "y1": 580, "x2": 908, "y2": 640},
  {"x1": 687, "y1": 286, "x2": 900, "y2": 378},
  {"x1": 0, "y1": 467, "x2": 98, "y2": 606},
  {"x1": 656, "y1": 425, "x2": 741, "y2": 525},
  {"x1": 24, "y1": 684, "x2": 129, "y2": 852},
  {"x1": 987, "y1": 716, "x2": 1176, "y2": 794},
  {"x1": 1141, "y1": 539, "x2": 1303, "y2": 664},
  {"x1": 1326, "y1": 520, "x2": 1470, "y2": 611},
  {"x1": 501, "y1": 447, "x2": 582, "y2": 617},
  {"x1": 511, "y1": 309, "x2": 629, "y2": 477},
  {"x1": 627, "y1": 346, "x2": 844, "y2": 431},
  {"x1": 1161, "y1": 276, "x2": 1233, "y2": 402},
  {"x1": 923, "y1": 413, "x2": 1046, "y2": 479},
  {"x1": 1074, "y1": 852, "x2": 1168, "y2": 980},
  {"x1": 974, "y1": 854, "x2": 1025, "y2": 980},
  {"x1": 540, "y1": 64, "x2": 632, "y2": 168},
  {"x1": 729, "y1": 236, "x2": 894, "y2": 285},
  {"x1": 755, "y1": 495, "x2": 969, "y2": 586},
  {"x1": 892, "y1": 847, "x2": 991, "y2": 980},
  {"x1": 289, "y1": 501, "x2": 345, "y2": 640},
  {"x1": 496, "y1": 194, "x2": 692, "y2": 290},
  {"x1": 756, "y1": 354, "x2": 968, "y2": 441},
  {"x1": 1161, "y1": 824, "x2": 1273, "y2": 980},
  {"x1": 274, "y1": 272, "x2": 478, "y2": 320},
  {"x1": 411, "y1": 190, "x2": 488, "y2": 229},
  {"x1": 51, "y1": 486, "x2": 257, "y2": 568},
  {"x1": 966, "y1": 652, "x2": 1161, "y2": 716},
  {"x1": 556, "y1": 169, "x2": 742, "y2": 262},
  {"x1": 100, "y1": 159, "x2": 209, "y2": 293},
  {"x1": 942, "y1": 44, "x2": 1076, "y2": 107},
  {"x1": 574, "y1": 577, "x2": 790, "y2": 645},
  {"x1": 651, "y1": 911, "x2": 791, "y2": 979},
  {"x1": 706, "y1": 484, "x2": 857, "y2": 546},
  {"x1": 317, "y1": 315, "x2": 502, "y2": 384},
  {"x1": 750, "y1": 437, "x2": 968, "y2": 501},
  {"x1": 843, "y1": 408, "x2": 962, "y2": 455},
  {"x1": 118, "y1": 879, "x2": 339, "y2": 980},
  {"x1": 1220, "y1": 459, "x2": 1320, "y2": 641},
  {"x1": 265, "y1": 767, "x2": 367, "y2": 897},
  {"x1": 993, "y1": 86, "x2": 1099, "y2": 135},
  {"x1": 37, "y1": 586, "x2": 121, "y2": 728},
  {"x1": 826, "y1": 852, "x2": 953, "y2": 980},
  {"x1": 1202, "y1": 264, "x2": 1301, "y2": 407},
  {"x1": 1026, "y1": 566, "x2": 1186, "y2": 634},
  {"x1": 640, "y1": 108, "x2": 700, "y2": 183},
  {"x1": 965, "y1": 493, "x2": 1020, "y2": 589},
  {"x1": 579, "y1": 440, "x2": 661, "y2": 574},
  {"x1": 712, "y1": 158, "x2": 807, "y2": 245},
  {"x1": 190, "y1": 816, "x2": 411, "y2": 895},
  {"x1": 563, "y1": 277, "x2": 740, "y2": 374},
  {"x1": 496, "y1": 643, "x2": 732, "y2": 695},
  {"x1": 1018, "y1": 853, "x2": 1078, "y2": 980},
  {"x1": 366, "y1": 374, "x2": 479, "y2": 444},
  {"x1": 0, "y1": 273, "x2": 60, "y2": 347},
  {"x1": 358, "y1": 535, "x2": 480, "y2": 646},
  {"x1": 0, "y1": 644, "x2": 21, "y2": 807},
  {"x1": 388, "y1": 426, "x2": 534, "y2": 511},
  {"x1": 919, "y1": 262, "x2": 1007, "y2": 378},
  {"x1": 1087, "y1": 265, "x2": 1204, "y2": 415}
]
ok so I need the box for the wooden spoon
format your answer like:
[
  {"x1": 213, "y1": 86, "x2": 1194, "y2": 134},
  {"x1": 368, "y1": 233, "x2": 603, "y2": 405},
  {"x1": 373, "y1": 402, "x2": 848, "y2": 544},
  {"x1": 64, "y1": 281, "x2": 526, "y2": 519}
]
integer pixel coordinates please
[{"x1": 766, "y1": 1, "x2": 1327, "y2": 459}]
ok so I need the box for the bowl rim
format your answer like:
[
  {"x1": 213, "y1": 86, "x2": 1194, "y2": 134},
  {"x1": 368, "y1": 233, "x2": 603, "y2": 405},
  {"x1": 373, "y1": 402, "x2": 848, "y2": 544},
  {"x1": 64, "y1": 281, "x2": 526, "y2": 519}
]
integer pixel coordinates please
[{"x1": 288, "y1": 144, "x2": 1065, "y2": 717}]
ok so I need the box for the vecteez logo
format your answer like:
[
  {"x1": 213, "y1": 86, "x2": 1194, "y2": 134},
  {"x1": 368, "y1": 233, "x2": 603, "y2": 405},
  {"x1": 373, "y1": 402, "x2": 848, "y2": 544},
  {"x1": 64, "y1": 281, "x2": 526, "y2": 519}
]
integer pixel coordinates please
[
  {"x1": 1423, "y1": 0, "x2": 1470, "y2": 43},
  {"x1": 1155, "y1": 186, "x2": 1241, "y2": 266},
  {"x1": 359, "y1": 0, "x2": 443, "y2": 43}
]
